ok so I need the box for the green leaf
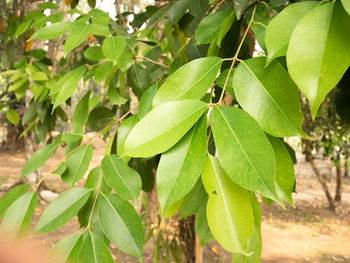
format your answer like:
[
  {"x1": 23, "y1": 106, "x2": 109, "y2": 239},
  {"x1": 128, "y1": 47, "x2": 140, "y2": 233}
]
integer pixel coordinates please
[
  {"x1": 38, "y1": 2, "x2": 58, "y2": 9},
  {"x1": 51, "y1": 66, "x2": 87, "y2": 111},
  {"x1": 202, "y1": 155, "x2": 254, "y2": 254},
  {"x1": 0, "y1": 184, "x2": 30, "y2": 216},
  {"x1": 87, "y1": 107, "x2": 114, "y2": 131},
  {"x1": 84, "y1": 166, "x2": 111, "y2": 194},
  {"x1": 62, "y1": 145, "x2": 93, "y2": 187},
  {"x1": 101, "y1": 155, "x2": 141, "y2": 202},
  {"x1": 21, "y1": 143, "x2": 59, "y2": 178},
  {"x1": 179, "y1": 178, "x2": 208, "y2": 219},
  {"x1": 78, "y1": 231, "x2": 114, "y2": 263},
  {"x1": 102, "y1": 36, "x2": 126, "y2": 63},
  {"x1": 195, "y1": 205, "x2": 213, "y2": 246},
  {"x1": 1, "y1": 191, "x2": 38, "y2": 238},
  {"x1": 30, "y1": 22, "x2": 71, "y2": 40},
  {"x1": 342, "y1": 0, "x2": 350, "y2": 15},
  {"x1": 35, "y1": 188, "x2": 91, "y2": 233},
  {"x1": 127, "y1": 64, "x2": 150, "y2": 97},
  {"x1": 94, "y1": 61, "x2": 113, "y2": 83},
  {"x1": 117, "y1": 115, "x2": 138, "y2": 156},
  {"x1": 63, "y1": 23, "x2": 90, "y2": 55},
  {"x1": 99, "y1": 194, "x2": 144, "y2": 260},
  {"x1": 31, "y1": 72, "x2": 48, "y2": 81},
  {"x1": 286, "y1": 2, "x2": 350, "y2": 118},
  {"x1": 152, "y1": 57, "x2": 222, "y2": 107},
  {"x1": 233, "y1": 57, "x2": 307, "y2": 137},
  {"x1": 233, "y1": 0, "x2": 257, "y2": 19},
  {"x1": 107, "y1": 85, "x2": 127, "y2": 105},
  {"x1": 6, "y1": 109, "x2": 19, "y2": 125},
  {"x1": 48, "y1": 233, "x2": 83, "y2": 263},
  {"x1": 62, "y1": 132, "x2": 84, "y2": 143},
  {"x1": 123, "y1": 100, "x2": 207, "y2": 158},
  {"x1": 231, "y1": 193, "x2": 262, "y2": 263},
  {"x1": 265, "y1": 1, "x2": 318, "y2": 65},
  {"x1": 195, "y1": 10, "x2": 234, "y2": 45},
  {"x1": 210, "y1": 107, "x2": 279, "y2": 202},
  {"x1": 138, "y1": 84, "x2": 157, "y2": 119},
  {"x1": 72, "y1": 91, "x2": 90, "y2": 133},
  {"x1": 84, "y1": 46, "x2": 105, "y2": 61},
  {"x1": 268, "y1": 136, "x2": 295, "y2": 206},
  {"x1": 157, "y1": 116, "x2": 207, "y2": 218},
  {"x1": 164, "y1": 0, "x2": 192, "y2": 26}
]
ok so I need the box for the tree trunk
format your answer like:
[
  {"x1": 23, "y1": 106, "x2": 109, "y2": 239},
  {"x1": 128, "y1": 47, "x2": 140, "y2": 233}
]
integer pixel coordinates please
[
  {"x1": 335, "y1": 155, "x2": 342, "y2": 202},
  {"x1": 344, "y1": 159, "x2": 349, "y2": 177},
  {"x1": 309, "y1": 159, "x2": 336, "y2": 211},
  {"x1": 179, "y1": 215, "x2": 196, "y2": 263}
]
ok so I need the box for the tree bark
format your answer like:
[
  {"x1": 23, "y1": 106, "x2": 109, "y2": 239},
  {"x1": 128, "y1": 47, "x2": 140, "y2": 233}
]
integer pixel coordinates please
[
  {"x1": 335, "y1": 155, "x2": 342, "y2": 202},
  {"x1": 309, "y1": 159, "x2": 336, "y2": 211},
  {"x1": 179, "y1": 215, "x2": 196, "y2": 263}
]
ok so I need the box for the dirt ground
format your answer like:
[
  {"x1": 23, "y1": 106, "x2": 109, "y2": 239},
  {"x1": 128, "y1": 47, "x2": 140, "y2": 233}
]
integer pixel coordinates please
[{"x1": 0, "y1": 137, "x2": 349, "y2": 263}]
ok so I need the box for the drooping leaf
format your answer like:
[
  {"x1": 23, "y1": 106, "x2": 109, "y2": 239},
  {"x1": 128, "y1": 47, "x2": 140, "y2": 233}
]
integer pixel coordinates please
[
  {"x1": 152, "y1": 57, "x2": 222, "y2": 107},
  {"x1": 233, "y1": 0, "x2": 257, "y2": 19},
  {"x1": 35, "y1": 188, "x2": 91, "y2": 233},
  {"x1": 202, "y1": 155, "x2": 254, "y2": 254},
  {"x1": 127, "y1": 64, "x2": 150, "y2": 97},
  {"x1": 123, "y1": 100, "x2": 207, "y2": 157},
  {"x1": 51, "y1": 66, "x2": 87, "y2": 111},
  {"x1": 265, "y1": 1, "x2": 318, "y2": 65},
  {"x1": 231, "y1": 193, "x2": 262, "y2": 263},
  {"x1": 62, "y1": 145, "x2": 93, "y2": 187},
  {"x1": 30, "y1": 22, "x2": 71, "y2": 40},
  {"x1": 84, "y1": 166, "x2": 110, "y2": 194},
  {"x1": 101, "y1": 155, "x2": 141, "y2": 202},
  {"x1": 72, "y1": 91, "x2": 90, "y2": 133},
  {"x1": 210, "y1": 107, "x2": 279, "y2": 202},
  {"x1": 195, "y1": 205, "x2": 213, "y2": 246},
  {"x1": 233, "y1": 57, "x2": 307, "y2": 137},
  {"x1": 1, "y1": 191, "x2": 38, "y2": 238},
  {"x1": 164, "y1": 0, "x2": 192, "y2": 26},
  {"x1": 94, "y1": 61, "x2": 113, "y2": 83},
  {"x1": 99, "y1": 194, "x2": 144, "y2": 260},
  {"x1": 157, "y1": 116, "x2": 207, "y2": 218},
  {"x1": 6, "y1": 109, "x2": 19, "y2": 125},
  {"x1": 87, "y1": 107, "x2": 114, "y2": 131},
  {"x1": 0, "y1": 184, "x2": 30, "y2": 216},
  {"x1": 21, "y1": 143, "x2": 59, "y2": 178},
  {"x1": 102, "y1": 36, "x2": 126, "y2": 64},
  {"x1": 48, "y1": 233, "x2": 83, "y2": 263},
  {"x1": 286, "y1": 1, "x2": 350, "y2": 117},
  {"x1": 268, "y1": 136, "x2": 295, "y2": 206},
  {"x1": 78, "y1": 231, "x2": 114, "y2": 263},
  {"x1": 179, "y1": 178, "x2": 208, "y2": 219}
]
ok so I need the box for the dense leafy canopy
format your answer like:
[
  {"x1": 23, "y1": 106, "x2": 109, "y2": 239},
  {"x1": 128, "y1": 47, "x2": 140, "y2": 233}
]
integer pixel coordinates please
[{"x1": 0, "y1": 0, "x2": 349, "y2": 262}]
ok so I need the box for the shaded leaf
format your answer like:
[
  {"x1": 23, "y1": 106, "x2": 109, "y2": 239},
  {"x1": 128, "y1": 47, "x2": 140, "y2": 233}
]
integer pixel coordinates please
[{"x1": 157, "y1": 116, "x2": 207, "y2": 218}]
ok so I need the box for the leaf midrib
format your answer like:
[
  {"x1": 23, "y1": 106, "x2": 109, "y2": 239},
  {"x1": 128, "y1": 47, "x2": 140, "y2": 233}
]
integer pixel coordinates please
[
  {"x1": 241, "y1": 60, "x2": 300, "y2": 135},
  {"x1": 215, "y1": 108, "x2": 273, "y2": 196},
  {"x1": 102, "y1": 195, "x2": 139, "y2": 254}
]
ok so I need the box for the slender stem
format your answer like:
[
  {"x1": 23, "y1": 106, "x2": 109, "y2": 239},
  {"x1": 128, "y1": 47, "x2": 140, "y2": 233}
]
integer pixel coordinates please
[
  {"x1": 253, "y1": 20, "x2": 267, "y2": 28},
  {"x1": 33, "y1": 111, "x2": 131, "y2": 191},
  {"x1": 217, "y1": 4, "x2": 257, "y2": 104},
  {"x1": 134, "y1": 56, "x2": 169, "y2": 69},
  {"x1": 86, "y1": 170, "x2": 103, "y2": 229}
]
